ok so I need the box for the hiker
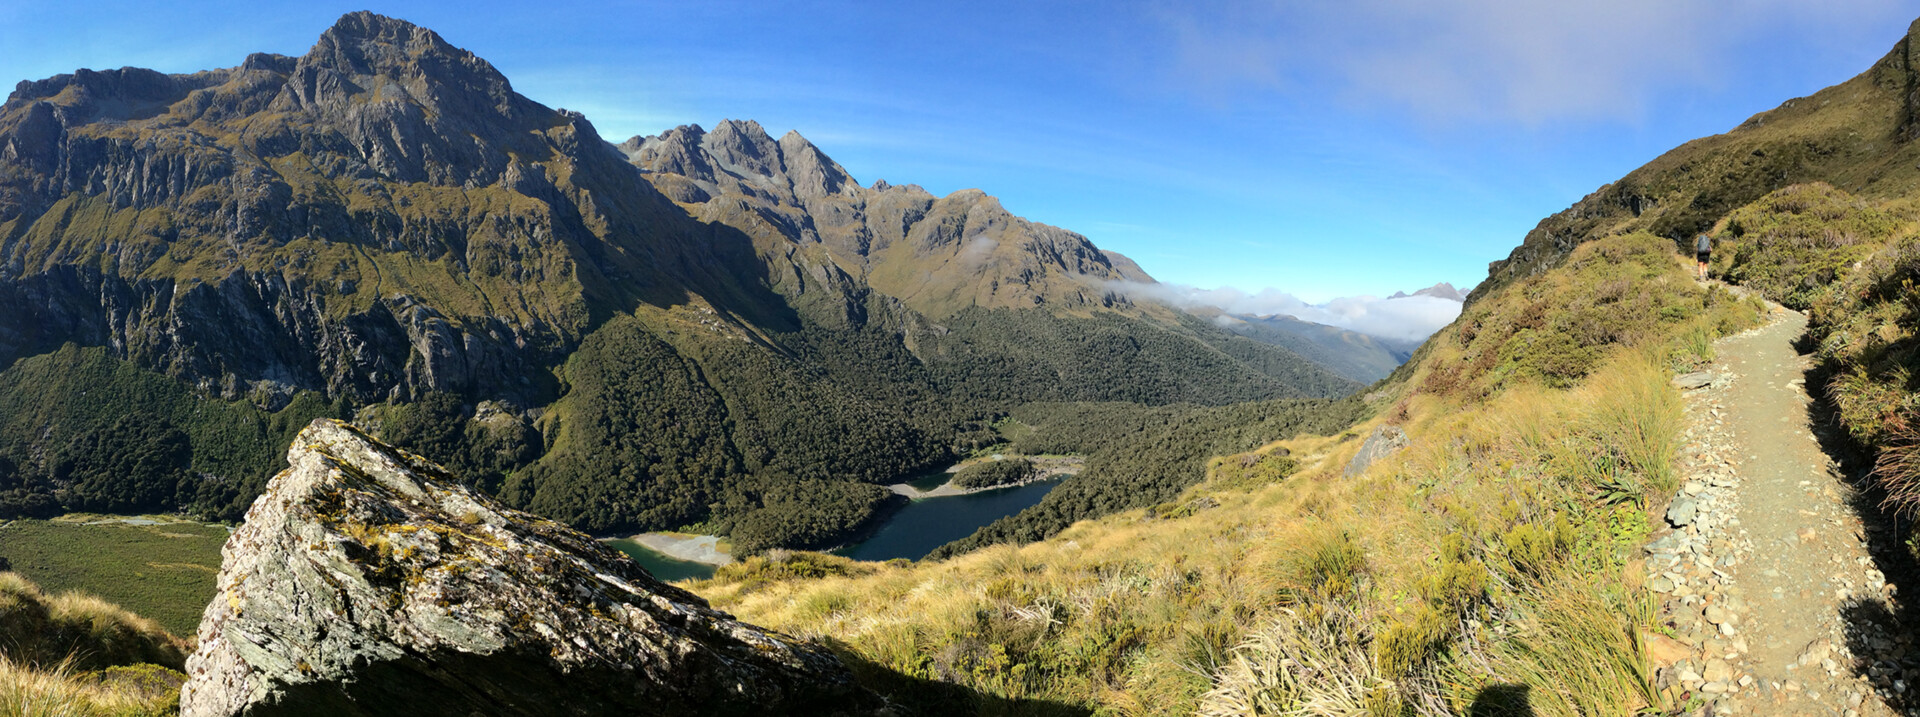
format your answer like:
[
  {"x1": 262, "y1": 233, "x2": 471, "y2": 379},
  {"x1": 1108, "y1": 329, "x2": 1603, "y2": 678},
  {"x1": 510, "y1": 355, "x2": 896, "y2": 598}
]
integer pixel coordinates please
[{"x1": 1694, "y1": 233, "x2": 1712, "y2": 280}]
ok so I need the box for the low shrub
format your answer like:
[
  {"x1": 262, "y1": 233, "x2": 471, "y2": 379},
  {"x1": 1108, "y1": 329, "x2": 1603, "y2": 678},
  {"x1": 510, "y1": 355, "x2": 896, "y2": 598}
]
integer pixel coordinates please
[
  {"x1": 1207, "y1": 450, "x2": 1299, "y2": 491},
  {"x1": 706, "y1": 550, "x2": 872, "y2": 593},
  {"x1": 951, "y1": 458, "x2": 1036, "y2": 490},
  {"x1": 1713, "y1": 182, "x2": 1899, "y2": 310},
  {"x1": 0, "y1": 655, "x2": 183, "y2": 717}
]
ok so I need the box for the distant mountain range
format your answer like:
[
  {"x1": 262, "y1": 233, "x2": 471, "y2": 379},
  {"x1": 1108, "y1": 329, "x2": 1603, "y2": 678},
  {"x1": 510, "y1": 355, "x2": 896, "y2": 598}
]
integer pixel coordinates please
[
  {"x1": 1156, "y1": 282, "x2": 1461, "y2": 383},
  {"x1": 1213, "y1": 313, "x2": 1424, "y2": 383},
  {"x1": 0, "y1": 12, "x2": 1365, "y2": 549},
  {"x1": 1390, "y1": 282, "x2": 1466, "y2": 301}
]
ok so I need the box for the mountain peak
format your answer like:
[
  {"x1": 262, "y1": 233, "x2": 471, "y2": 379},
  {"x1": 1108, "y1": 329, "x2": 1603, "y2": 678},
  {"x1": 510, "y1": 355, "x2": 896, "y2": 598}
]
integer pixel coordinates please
[
  {"x1": 777, "y1": 128, "x2": 855, "y2": 198},
  {"x1": 1387, "y1": 282, "x2": 1465, "y2": 301},
  {"x1": 624, "y1": 120, "x2": 857, "y2": 199},
  {"x1": 286, "y1": 11, "x2": 521, "y2": 120},
  {"x1": 703, "y1": 118, "x2": 784, "y2": 179},
  {"x1": 306, "y1": 12, "x2": 461, "y2": 76},
  {"x1": 322, "y1": 10, "x2": 424, "y2": 42}
]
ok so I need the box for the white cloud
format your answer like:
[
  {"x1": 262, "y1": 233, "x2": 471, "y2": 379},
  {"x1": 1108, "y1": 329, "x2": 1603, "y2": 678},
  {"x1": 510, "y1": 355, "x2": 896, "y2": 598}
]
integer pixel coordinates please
[
  {"x1": 1155, "y1": 0, "x2": 1911, "y2": 124},
  {"x1": 1111, "y1": 280, "x2": 1461, "y2": 342}
]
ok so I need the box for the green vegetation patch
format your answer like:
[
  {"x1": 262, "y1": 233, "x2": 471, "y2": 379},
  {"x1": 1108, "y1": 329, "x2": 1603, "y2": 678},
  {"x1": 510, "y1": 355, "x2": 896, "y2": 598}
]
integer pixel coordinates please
[
  {"x1": 930, "y1": 396, "x2": 1369, "y2": 558},
  {"x1": 0, "y1": 518, "x2": 225, "y2": 637},
  {"x1": 0, "y1": 344, "x2": 341, "y2": 520},
  {"x1": 1802, "y1": 229, "x2": 1920, "y2": 511},
  {"x1": 1439, "y1": 233, "x2": 1761, "y2": 395},
  {"x1": 1208, "y1": 450, "x2": 1300, "y2": 491},
  {"x1": 707, "y1": 550, "x2": 874, "y2": 595},
  {"x1": 951, "y1": 458, "x2": 1036, "y2": 490},
  {"x1": 1714, "y1": 182, "x2": 1905, "y2": 310}
]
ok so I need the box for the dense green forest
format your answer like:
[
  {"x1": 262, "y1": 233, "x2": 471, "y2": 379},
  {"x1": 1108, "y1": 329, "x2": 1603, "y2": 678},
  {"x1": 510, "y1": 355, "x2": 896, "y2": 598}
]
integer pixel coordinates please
[
  {"x1": 0, "y1": 301, "x2": 1370, "y2": 555},
  {"x1": 928, "y1": 396, "x2": 1372, "y2": 558},
  {"x1": 919, "y1": 308, "x2": 1359, "y2": 406},
  {"x1": 0, "y1": 345, "x2": 341, "y2": 520},
  {"x1": 501, "y1": 317, "x2": 742, "y2": 532}
]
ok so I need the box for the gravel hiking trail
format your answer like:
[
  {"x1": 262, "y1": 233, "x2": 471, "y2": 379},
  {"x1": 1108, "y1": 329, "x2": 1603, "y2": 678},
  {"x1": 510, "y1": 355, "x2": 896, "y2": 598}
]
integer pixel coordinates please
[{"x1": 1646, "y1": 303, "x2": 1919, "y2": 716}]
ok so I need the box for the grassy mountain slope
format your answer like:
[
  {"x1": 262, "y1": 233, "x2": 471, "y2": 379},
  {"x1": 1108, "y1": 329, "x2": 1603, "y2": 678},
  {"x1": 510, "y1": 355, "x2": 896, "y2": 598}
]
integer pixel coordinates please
[
  {"x1": 694, "y1": 234, "x2": 1765, "y2": 714},
  {"x1": 0, "y1": 572, "x2": 187, "y2": 716},
  {"x1": 1475, "y1": 17, "x2": 1920, "y2": 305}
]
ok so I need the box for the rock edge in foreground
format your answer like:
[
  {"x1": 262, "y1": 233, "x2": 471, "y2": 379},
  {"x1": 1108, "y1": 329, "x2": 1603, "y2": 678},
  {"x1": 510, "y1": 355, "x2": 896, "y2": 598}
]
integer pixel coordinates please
[{"x1": 181, "y1": 419, "x2": 879, "y2": 716}]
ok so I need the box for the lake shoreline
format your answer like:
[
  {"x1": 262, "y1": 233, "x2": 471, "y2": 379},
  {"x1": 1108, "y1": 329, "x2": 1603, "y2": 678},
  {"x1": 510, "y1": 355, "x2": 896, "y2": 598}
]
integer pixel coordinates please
[
  {"x1": 619, "y1": 532, "x2": 733, "y2": 566},
  {"x1": 886, "y1": 455, "x2": 1084, "y2": 499},
  {"x1": 838, "y1": 476, "x2": 1067, "y2": 562},
  {"x1": 610, "y1": 456, "x2": 1084, "y2": 568},
  {"x1": 887, "y1": 474, "x2": 1052, "y2": 499}
]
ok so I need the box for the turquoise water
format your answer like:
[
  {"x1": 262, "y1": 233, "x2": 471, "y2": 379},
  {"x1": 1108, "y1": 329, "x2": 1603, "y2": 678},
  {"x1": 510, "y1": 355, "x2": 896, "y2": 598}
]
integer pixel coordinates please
[
  {"x1": 607, "y1": 538, "x2": 717, "y2": 582},
  {"x1": 605, "y1": 476, "x2": 1063, "y2": 573},
  {"x1": 836, "y1": 478, "x2": 1062, "y2": 562}
]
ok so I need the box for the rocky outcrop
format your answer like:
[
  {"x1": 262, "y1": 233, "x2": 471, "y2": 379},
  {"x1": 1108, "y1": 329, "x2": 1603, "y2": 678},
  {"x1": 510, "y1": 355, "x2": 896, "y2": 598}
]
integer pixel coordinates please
[
  {"x1": 180, "y1": 419, "x2": 880, "y2": 716},
  {"x1": 1343, "y1": 425, "x2": 1410, "y2": 477}
]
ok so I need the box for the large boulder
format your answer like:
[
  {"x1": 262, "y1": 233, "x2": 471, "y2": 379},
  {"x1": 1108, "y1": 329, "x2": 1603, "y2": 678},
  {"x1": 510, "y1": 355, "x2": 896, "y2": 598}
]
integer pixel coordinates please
[
  {"x1": 1343, "y1": 425, "x2": 1411, "y2": 477},
  {"x1": 180, "y1": 419, "x2": 879, "y2": 716}
]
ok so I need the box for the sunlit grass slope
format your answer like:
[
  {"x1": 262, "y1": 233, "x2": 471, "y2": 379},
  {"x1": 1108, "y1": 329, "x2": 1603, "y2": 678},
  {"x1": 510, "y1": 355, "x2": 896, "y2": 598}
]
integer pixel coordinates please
[
  {"x1": 0, "y1": 518, "x2": 226, "y2": 637},
  {"x1": 690, "y1": 234, "x2": 1766, "y2": 715},
  {"x1": 0, "y1": 572, "x2": 187, "y2": 717}
]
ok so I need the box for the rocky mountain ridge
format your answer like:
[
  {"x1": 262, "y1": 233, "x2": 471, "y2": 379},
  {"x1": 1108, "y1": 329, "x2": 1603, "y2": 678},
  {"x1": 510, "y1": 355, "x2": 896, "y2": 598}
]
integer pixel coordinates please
[
  {"x1": 1389, "y1": 282, "x2": 1465, "y2": 302},
  {"x1": 0, "y1": 11, "x2": 1358, "y2": 551},
  {"x1": 621, "y1": 119, "x2": 1155, "y2": 324}
]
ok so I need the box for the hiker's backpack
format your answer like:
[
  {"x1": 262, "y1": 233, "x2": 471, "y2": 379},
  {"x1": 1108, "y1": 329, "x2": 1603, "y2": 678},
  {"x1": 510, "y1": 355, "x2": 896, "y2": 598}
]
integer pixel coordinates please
[{"x1": 1696, "y1": 234, "x2": 1711, "y2": 253}]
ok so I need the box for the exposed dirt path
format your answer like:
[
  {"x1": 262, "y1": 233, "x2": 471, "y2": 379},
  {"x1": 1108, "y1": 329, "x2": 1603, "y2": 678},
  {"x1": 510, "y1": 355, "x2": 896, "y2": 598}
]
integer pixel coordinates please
[{"x1": 1647, "y1": 306, "x2": 1909, "y2": 716}]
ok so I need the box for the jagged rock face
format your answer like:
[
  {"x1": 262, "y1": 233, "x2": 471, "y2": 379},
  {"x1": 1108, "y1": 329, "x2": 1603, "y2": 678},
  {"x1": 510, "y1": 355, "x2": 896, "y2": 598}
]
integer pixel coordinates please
[
  {"x1": 0, "y1": 11, "x2": 762, "y2": 405},
  {"x1": 180, "y1": 419, "x2": 879, "y2": 716},
  {"x1": 622, "y1": 120, "x2": 1153, "y2": 322}
]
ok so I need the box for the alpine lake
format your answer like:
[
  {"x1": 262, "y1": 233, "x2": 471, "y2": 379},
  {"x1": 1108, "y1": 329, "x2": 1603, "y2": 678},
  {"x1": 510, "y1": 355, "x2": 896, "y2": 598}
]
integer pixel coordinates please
[{"x1": 607, "y1": 468, "x2": 1064, "y2": 581}]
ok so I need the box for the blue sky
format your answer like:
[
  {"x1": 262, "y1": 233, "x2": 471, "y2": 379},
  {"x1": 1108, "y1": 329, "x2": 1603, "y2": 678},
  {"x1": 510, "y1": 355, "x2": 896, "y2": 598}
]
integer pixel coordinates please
[{"x1": 3, "y1": 1, "x2": 1917, "y2": 303}]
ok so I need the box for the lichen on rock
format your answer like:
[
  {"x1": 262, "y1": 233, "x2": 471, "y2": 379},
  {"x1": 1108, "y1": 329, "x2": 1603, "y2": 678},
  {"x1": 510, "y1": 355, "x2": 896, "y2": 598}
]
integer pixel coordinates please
[
  {"x1": 1343, "y1": 425, "x2": 1411, "y2": 477},
  {"x1": 180, "y1": 418, "x2": 879, "y2": 716}
]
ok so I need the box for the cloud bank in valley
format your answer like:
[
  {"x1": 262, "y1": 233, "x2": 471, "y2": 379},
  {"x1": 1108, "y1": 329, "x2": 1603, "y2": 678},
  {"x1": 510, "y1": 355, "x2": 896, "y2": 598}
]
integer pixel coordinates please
[{"x1": 1112, "y1": 281, "x2": 1463, "y2": 343}]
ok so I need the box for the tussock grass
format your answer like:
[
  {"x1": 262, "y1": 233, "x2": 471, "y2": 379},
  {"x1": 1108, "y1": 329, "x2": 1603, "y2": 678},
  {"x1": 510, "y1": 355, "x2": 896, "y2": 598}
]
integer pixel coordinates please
[
  {"x1": 1444, "y1": 573, "x2": 1656, "y2": 717},
  {"x1": 1196, "y1": 605, "x2": 1387, "y2": 717},
  {"x1": 0, "y1": 573, "x2": 186, "y2": 716},
  {"x1": 684, "y1": 234, "x2": 1760, "y2": 714},
  {"x1": 0, "y1": 572, "x2": 186, "y2": 672},
  {"x1": 0, "y1": 655, "x2": 181, "y2": 717},
  {"x1": 1585, "y1": 355, "x2": 1687, "y2": 497}
]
